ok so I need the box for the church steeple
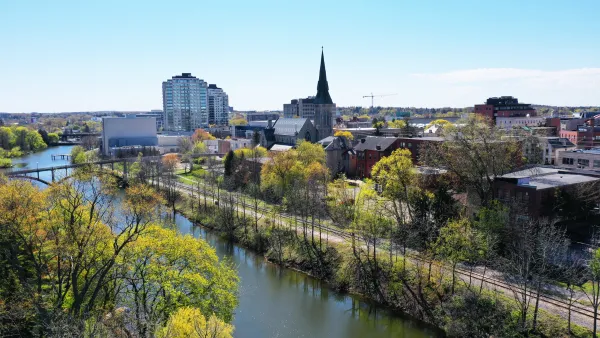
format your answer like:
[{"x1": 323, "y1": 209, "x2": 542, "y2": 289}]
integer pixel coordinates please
[{"x1": 315, "y1": 48, "x2": 333, "y2": 104}]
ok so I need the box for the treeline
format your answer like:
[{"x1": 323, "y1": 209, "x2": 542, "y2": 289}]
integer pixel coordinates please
[
  {"x1": 0, "y1": 171, "x2": 238, "y2": 337},
  {"x1": 0, "y1": 126, "x2": 55, "y2": 153}
]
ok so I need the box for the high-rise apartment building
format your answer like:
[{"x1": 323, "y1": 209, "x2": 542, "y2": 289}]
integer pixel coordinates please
[
  {"x1": 162, "y1": 73, "x2": 208, "y2": 131},
  {"x1": 207, "y1": 84, "x2": 229, "y2": 126}
]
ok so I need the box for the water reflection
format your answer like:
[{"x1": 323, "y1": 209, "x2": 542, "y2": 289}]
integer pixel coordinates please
[{"x1": 176, "y1": 213, "x2": 439, "y2": 338}]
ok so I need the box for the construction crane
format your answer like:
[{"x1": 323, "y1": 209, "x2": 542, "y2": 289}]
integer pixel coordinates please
[{"x1": 362, "y1": 93, "x2": 397, "y2": 108}]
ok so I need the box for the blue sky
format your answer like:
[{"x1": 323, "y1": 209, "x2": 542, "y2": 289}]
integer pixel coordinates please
[{"x1": 1, "y1": 0, "x2": 599, "y2": 113}]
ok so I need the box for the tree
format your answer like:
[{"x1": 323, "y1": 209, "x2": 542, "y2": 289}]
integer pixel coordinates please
[
  {"x1": 178, "y1": 136, "x2": 193, "y2": 154},
  {"x1": 0, "y1": 127, "x2": 15, "y2": 150},
  {"x1": 70, "y1": 145, "x2": 87, "y2": 164},
  {"x1": 334, "y1": 130, "x2": 354, "y2": 141},
  {"x1": 81, "y1": 135, "x2": 98, "y2": 150},
  {"x1": 435, "y1": 218, "x2": 472, "y2": 294},
  {"x1": 422, "y1": 115, "x2": 520, "y2": 206},
  {"x1": 122, "y1": 225, "x2": 238, "y2": 336},
  {"x1": 424, "y1": 119, "x2": 451, "y2": 130},
  {"x1": 584, "y1": 247, "x2": 600, "y2": 337},
  {"x1": 156, "y1": 307, "x2": 234, "y2": 338},
  {"x1": 296, "y1": 140, "x2": 325, "y2": 166},
  {"x1": 162, "y1": 154, "x2": 181, "y2": 213},
  {"x1": 229, "y1": 117, "x2": 248, "y2": 126},
  {"x1": 252, "y1": 130, "x2": 261, "y2": 147},
  {"x1": 371, "y1": 148, "x2": 415, "y2": 264},
  {"x1": 83, "y1": 123, "x2": 91, "y2": 133},
  {"x1": 387, "y1": 119, "x2": 406, "y2": 129},
  {"x1": 47, "y1": 132, "x2": 59, "y2": 145},
  {"x1": 192, "y1": 129, "x2": 216, "y2": 142},
  {"x1": 37, "y1": 129, "x2": 50, "y2": 145},
  {"x1": 223, "y1": 150, "x2": 236, "y2": 177}
]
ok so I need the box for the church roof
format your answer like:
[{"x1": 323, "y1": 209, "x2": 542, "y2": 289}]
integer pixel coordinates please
[
  {"x1": 314, "y1": 49, "x2": 333, "y2": 105},
  {"x1": 273, "y1": 118, "x2": 310, "y2": 136}
]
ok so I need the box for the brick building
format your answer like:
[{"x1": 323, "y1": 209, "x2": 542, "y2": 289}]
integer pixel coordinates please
[
  {"x1": 354, "y1": 137, "x2": 401, "y2": 178},
  {"x1": 474, "y1": 96, "x2": 536, "y2": 126}
]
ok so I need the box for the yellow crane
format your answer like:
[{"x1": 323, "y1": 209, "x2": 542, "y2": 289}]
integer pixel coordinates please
[{"x1": 362, "y1": 93, "x2": 397, "y2": 108}]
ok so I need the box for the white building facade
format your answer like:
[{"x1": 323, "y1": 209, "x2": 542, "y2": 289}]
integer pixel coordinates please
[
  {"x1": 207, "y1": 84, "x2": 229, "y2": 126},
  {"x1": 162, "y1": 73, "x2": 208, "y2": 131}
]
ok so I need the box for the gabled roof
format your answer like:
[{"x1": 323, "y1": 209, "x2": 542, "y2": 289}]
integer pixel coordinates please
[
  {"x1": 354, "y1": 136, "x2": 398, "y2": 152},
  {"x1": 273, "y1": 118, "x2": 310, "y2": 136}
]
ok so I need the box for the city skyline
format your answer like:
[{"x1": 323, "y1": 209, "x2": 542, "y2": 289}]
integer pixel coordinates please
[{"x1": 1, "y1": 0, "x2": 600, "y2": 113}]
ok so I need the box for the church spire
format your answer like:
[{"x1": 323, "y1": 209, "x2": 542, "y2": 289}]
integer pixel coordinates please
[{"x1": 315, "y1": 47, "x2": 333, "y2": 104}]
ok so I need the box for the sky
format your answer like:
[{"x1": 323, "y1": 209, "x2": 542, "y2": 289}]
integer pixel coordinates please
[{"x1": 1, "y1": 0, "x2": 599, "y2": 113}]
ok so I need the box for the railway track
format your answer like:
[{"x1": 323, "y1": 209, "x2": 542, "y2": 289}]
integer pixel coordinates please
[{"x1": 168, "y1": 179, "x2": 600, "y2": 325}]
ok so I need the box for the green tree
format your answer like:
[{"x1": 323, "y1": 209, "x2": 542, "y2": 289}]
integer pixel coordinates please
[
  {"x1": 26, "y1": 130, "x2": 47, "y2": 151},
  {"x1": 435, "y1": 218, "x2": 472, "y2": 294},
  {"x1": 0, "y1": 127, "x2": 15, "y2": 150},
  {"x1": 223, "y1": 150, "x2": 236, "y2": 177},
  {"x1": 371, "y1": 148, "x2": 415, "y2": 264},
  {"x1": 47, "y1": 132, "x2": 59, "y2": 145},
  {"x1": 122, "y1": 225, "x2": 238, "y2": 336},
  {"x1": 156, "y1": 307, "x2": 234, "y2": 338},
  {"x1": 70, "y1": 145, "x2": 87, "y2": 164}
]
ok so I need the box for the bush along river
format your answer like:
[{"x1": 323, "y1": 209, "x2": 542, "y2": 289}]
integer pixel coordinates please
[{"x1": 6, "y1": 146, "x2": 439, "y2": 337}]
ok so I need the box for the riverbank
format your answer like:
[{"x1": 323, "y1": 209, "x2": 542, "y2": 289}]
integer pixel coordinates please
[{"x1": 159, "y1": 182, "x2": 593, "y2": 338}]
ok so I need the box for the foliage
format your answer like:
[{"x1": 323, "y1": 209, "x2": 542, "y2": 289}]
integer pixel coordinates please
[
  {"x1": 0, "y1": 177, "x2": 238, "y2": 337},
  {"x1": 334, "y1": 130, "x2": 354, "y2": 141},
  {"x1": 422, "y1": 115, "x2": 520, "y2": 206},
  {"x1": 70, "y1": 145, "x2": 87, "y2": 164},
  {"x1": 0, "y1": 157, "x2": 11, "y2": 168},
  {"x1": 229, "y1": 117, "x2": 248, "y2": 126},
  {"x1": 192, "y1": 129, "x2": 216, "y2": 142},
  {"x1": 156, "y1": 307, "x2": 234, "y2": 338},
  {"x1": 387, "y1": 119, "x2": 407, "y2": 129},
  {"x1": 0, "y1": 126, "x2": 46, "y2": 152},
  {"x1": 47, "y1": 132, "x2": 59, "y2": 144},
  {"x1": 424, "y1": 119, "x2": 451, "y2": 130},
  {"x1": 122, "y1": 225, "x2": 238, "y2": 335}
]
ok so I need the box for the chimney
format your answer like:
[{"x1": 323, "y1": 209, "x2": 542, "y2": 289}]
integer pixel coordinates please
[{"x1": 267, "y1": 119, "x2": 273, "y2": 129}]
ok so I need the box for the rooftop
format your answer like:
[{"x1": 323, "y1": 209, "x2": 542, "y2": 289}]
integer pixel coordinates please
[
  {"x1": 354, "y1": 136, "x2": 397, "y2": 152},
  {"x1": 499, "y1": 166, "x2": 600, "y2": 190}
]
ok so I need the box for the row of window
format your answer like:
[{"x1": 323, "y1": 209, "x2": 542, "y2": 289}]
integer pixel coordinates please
[{"x1": 562, "y1": 157, "x2": 600, "y2": 167}]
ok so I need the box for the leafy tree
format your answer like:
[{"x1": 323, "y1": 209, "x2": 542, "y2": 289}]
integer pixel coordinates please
[
  {"x1": 37, "y1": 129, "x2": 50, "y2": 145},
  {"x1": 26, "y1": 129, "x2": 47, "y2": 151},
  {"x1": 156, "y1": 307, "x2": 234, "y2": 338},
  {"x1": 47, "y1": 132, "x2": 59, "y2": 145},
  {"x1": 70, "y1": 145, "x2": 87, "y2": 164},
  {"x1": 371, "y1": 148, "x2": 415, "y2": 264},
  {"x1": 435, "y1": 218, "x2": 472, "y2": 294},
  {"x1": 334, "y1": 130, "x2": 354, "y2": 141},
  {"x1": 387, "y1": 119, "x2": 406, "y2": 129},
  {"x1": 192, "y1": 129, "x2": 216, "y2": 142},
  {"x1": 583, "y1": 247, "x2": 600, "y2": 337},
  {"x1": 229, "y1": 117, "x2": 248, "y2": 126},
  {"x1": 422, "y1": 115, "x2": 520, "y2": 206},
  {"x1": 223, "y1": 150, "x2": 236, "y2": 177},
  {"x1": 0, "y1": 127, "x2": 15, "y2": 150},
  {"x1": 122, "y1": 225, "x2": 238, "y2": 336},
  {"x1": 296, "y1": 140, "x2": 325, "y2": 165},
  {"x1": 424, "y1": 119, "x2": 451, "y2": 130}
]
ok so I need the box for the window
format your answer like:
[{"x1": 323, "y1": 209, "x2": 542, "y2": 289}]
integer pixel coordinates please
[
  {"x1": 562, "y1": 157, "x2": 574, "y2": 165},
  {"x1": 594, "y1": 160, "x2": 600, "y2": 168},
  {"x1": 578, "y1": 158, "x2": 590, "y2": 167}
]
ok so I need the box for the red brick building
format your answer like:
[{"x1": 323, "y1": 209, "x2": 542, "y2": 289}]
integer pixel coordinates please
[
  {"x1": 474, "y1": 96, "x2": 536, "y2": 124},
  {"x1": 354, "y1": 137, "x2": 401, "y2": 178},
  {"x1": 557, "y1": 119, "x2": 600, "y2": 149}
]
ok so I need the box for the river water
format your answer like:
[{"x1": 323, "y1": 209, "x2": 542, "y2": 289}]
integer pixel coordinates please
[{"x1": 8, "y1": 146, "x2": 439, "y2": 338}]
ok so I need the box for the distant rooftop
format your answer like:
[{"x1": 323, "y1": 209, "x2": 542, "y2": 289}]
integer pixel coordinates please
[{"x1": 500, "y1": 166, "x2": 600, "y2": 190}]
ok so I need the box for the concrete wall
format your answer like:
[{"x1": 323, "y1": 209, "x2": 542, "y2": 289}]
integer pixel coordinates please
[{"x1": 102, "y1": 117, "x2": 157, "y2": 156}]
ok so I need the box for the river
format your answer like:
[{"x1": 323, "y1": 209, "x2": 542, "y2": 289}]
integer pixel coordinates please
[{"x1": 8, "y1": 146, "x2": 439, "y2": 338}]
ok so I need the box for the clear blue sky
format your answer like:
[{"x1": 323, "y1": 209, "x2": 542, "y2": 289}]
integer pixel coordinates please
[{"x1": 1, "y1": 0, "x2": 599, "y2": 113}]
